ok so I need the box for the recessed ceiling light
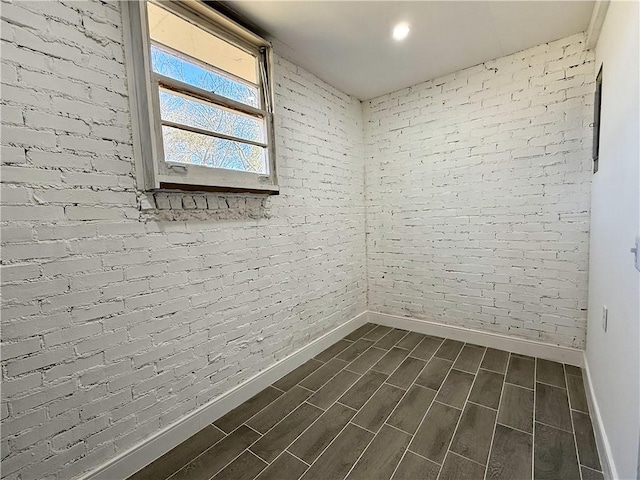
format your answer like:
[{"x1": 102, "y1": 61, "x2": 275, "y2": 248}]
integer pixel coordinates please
[{"x1": 393, "y1": 23, "x2": 410, "y2": 41}]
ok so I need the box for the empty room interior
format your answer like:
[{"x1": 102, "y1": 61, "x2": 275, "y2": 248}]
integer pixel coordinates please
[{"x1": 1, "y1": 0, "x2": 640, "y2": 479}]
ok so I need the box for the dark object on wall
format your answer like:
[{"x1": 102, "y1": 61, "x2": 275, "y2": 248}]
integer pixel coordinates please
[{"x1": 593, "y1": 66, "x2": 603, "y2": 173}]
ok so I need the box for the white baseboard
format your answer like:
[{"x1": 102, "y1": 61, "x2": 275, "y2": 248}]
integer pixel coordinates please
[
  {"x1": 582, "y1": 354, "x2": 616, "y2": 480},
  {"x1": 81, "y1": 311, "x2": 368, "y2": 480},
  {"x1": 367, "y1": 311, "x2": 584, "y2": 366}
]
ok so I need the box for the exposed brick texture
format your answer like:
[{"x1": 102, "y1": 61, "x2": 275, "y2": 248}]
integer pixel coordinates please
[
  {"x1": 0, "y1": 1, "x2": 365, "y2": 478},
  {"x1": 364, "y1": 33, "x2": 594, "y2": 349}
]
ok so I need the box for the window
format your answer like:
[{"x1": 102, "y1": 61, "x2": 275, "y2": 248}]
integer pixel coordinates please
[{"x1": 123, "y1": 1, "x2": 278, "y2": 193}]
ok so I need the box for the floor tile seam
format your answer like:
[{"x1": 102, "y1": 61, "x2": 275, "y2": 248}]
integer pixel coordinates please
[
  {"x1": 201, "y1": 445, "x2": 255, "y2": 480},
  {"x1": 211, "y1": 424, "x2": 227, "y2": 436},
  {"x1": 383, "y1": 379, "x2": 411, "y2": 390},
  {"x1": 361, "y1": 326, "x2": 394, "y2": 344},
  {"x1": 334, "y1": 339, "x2": 433, "y2": 480},
  {"x1": 384, "y1": 346, "x2": 449, "y2": 442},
  {"x1": 372, "y1": 328, "x2": 412, "y2": 351},
  {"x1": 349, "y1": 421, "x2": 377, "y2": 435},
  {"x1": 314, "y1": 339, "x2": 356, "y2": 363},
  {"x1": 454, "y1": 342, "x2": 486, "y2": 375},
  {"x1": 166, "y1": 421, "x2": 259, "y2": 480},
  {"x1": 300, "y1": 417, "x2": 370, "y2": 480},
  {"x1": 213, "y1": 447, "x2": 270, "y2": 480},
  {"x1": 406, "y1": 335, "x2": 445, "y2": 363},
  {"x1": 482, "y1": 348, "x2": 508, "y2": 480},
  {"x1": 343, "y1": 338, "x2": 423, "y2": 433},
  {"x1": 536, "y1": 378, "x2": 568, "y2": 390},
  {"x1": 570, "y1": 405, "x2": 591, "y2": 415},
  {"x1": 535, "y1": 358, "x2": 569, "y2": 386},
  {"x1": 435, "y1": 346, "x2": 492, "y2": 479},
  {"x1": 495, "y1": 420, "x2": 533, "y2": 436},
  {"x1": 534, "y1": 418, "x2": 575, "y2": 434},
  {"x1": 383, "y1": 422, "x2": 414, "y2": 437},
  {"x1": 282, "y1": 332, "x2": 415, "y2": 479},
  {"x1": 306, "y1": 381, "x2": 360, "y2": 411},
  {"x1": 503, "y1": 381, "x2": 534, "y2": 392},
  {"x1": 231, "y1": 386, "x2": 305, "y2": 436},
  {"x1": 246, "y1": 449, "x2": 270, "y2": 468},
  {"x1": 565, "y1": 364, "x2": 587, "y2": 480},
  {"x1": 242, "y1": 395, "x2": 331, "y2": 466},
  {"x1": 252, "y1": 449, "x2": 312, "y2": 480},
  {"x1": 154, "y1": 426, "x2": 226, "y2": 480},
  {"x1": 467, "y1": 399, "x2": 498, "y2": 412},
  {"x1": 384, "y1": 337, "x2": 445, "y2": 431},
  {"x1": 391, "y1": 341, "x2": 469, "y2": 480},
  {"x1": 285, "y1": 450, "x2": 312, "y2": 467},
  {"x1": 346, "y1": 324, "x2": 377, "y2": 343},
  {"x1": 580, "y1": 465, "x2": 604, "y2": 475},
  {"x1": 247, "y1": 371, "x2": 365, "y2": 470},
  {"x1": 338, "y1": 424, "x2": 385, "y2": 480},
  {"x1": 243, "y1": 389, "x2": 320, "y2": 439},
  {"x1": 403, "y1": 448, "x2": 444, "y2": 467},
  {"x1": 480, "y1": 365, "x2": 508, "y2": 375},
  {"x1": 298, "y1": 358, "x2": 351, "y2": 392},
  {"x1": 447, "y1": 450, "x2": 488, "y2": 469},
  {"x1": 504, "y1": 379, "x2": 534, "y2": 390},
  {"x1": 336, "y1": 341, "x2": 378, "y2": 363}
]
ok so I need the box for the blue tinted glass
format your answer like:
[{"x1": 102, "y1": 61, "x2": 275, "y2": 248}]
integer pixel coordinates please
[
  {"x1": 162, "y1": 125, "x2": 267, "y2": 174},
  {"x1": 151, "y1": 45, "x2": 260, "y2": 108}
]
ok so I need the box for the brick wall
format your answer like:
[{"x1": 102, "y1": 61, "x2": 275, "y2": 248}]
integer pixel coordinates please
[
  {"x1": 364, "y1": 33, "x2": 594, "y2": 349},
  {"x1": 0, "y1": 1, "x2": 366, "y2": 478}
]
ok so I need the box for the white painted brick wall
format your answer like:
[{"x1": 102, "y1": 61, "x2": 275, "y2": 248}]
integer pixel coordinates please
[
  {"x1": 0, "y1": 1, "x2": 366, "y2": 478},
  {"x1": 364, "y1": 33, "x2": 594, "y2": 349}
]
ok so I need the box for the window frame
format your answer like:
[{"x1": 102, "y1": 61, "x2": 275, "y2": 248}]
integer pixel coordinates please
[
  {"x1": 123, "y1": 0, "x2": 278, "y2": 194},
  {"x1": 592, "y1": 65, "x2": 603, "y2": 174}
]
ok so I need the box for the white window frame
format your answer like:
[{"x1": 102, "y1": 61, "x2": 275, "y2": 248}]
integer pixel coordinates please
[{"x1": 122, "y1": 0, "x2": 278, "y2": 194}]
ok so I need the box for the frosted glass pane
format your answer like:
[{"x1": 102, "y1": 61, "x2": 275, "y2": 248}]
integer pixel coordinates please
[
  {"x1": 151, "y1": 46, "x2": 259, "y2": 108},
  {"x1": 159, "y1": 88, "x2": 264, "y2": 143},
  {"x1": 162, "y1": 125, "x2": 267, "y2": 174}
]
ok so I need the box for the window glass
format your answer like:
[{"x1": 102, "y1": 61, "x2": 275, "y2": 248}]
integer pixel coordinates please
[
  {"x1": 151, "y1": 45, "x2": 260, "y2": 108},
  {"x1": 158, "y1": 88, "x2": 265, "y2": 143},
  {"x1": 147, "y1": 2, "x2": 257, "y2": 84},
  {"x1": 162, "y1": 125, "x2": 268, "y2": 174}
]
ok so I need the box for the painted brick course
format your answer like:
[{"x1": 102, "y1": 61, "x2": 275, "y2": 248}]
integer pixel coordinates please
[
  {"x1": 364, "y1": 33, "x2": 594, "y2": 349},
  {"x1": 0, "y1": 1, "x2": 365, "y2": 478}
]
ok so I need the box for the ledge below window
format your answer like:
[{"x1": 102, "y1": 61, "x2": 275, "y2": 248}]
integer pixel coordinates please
[{"x1": 158, "y1": 182, "x2": 280, "y2": 195}]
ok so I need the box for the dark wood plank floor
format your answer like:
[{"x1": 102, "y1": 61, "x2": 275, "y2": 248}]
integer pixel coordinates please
[{"x1": 129, "y1": 323, "x2": 604, "y2": 480}]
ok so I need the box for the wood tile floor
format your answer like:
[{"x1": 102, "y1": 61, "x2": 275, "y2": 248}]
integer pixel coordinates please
[{"x1": 129, "y1": 323, "x2": 603, "y2": 480}]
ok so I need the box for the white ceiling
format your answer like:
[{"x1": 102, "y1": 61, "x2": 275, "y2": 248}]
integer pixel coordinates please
[{"x1": 224, "y1": 1, "x2": 595, "y2": 100}]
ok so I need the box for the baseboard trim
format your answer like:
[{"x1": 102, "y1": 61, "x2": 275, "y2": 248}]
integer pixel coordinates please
[
  {"x1": 367, "y1": 311, "x2": 584, "y2": 366},
  {"x1": 81, "y1": 311, "x2": 368, "y2": 480},
  {"x1": 582, "y1": 354, "x2": 616, "y2": 480}
]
